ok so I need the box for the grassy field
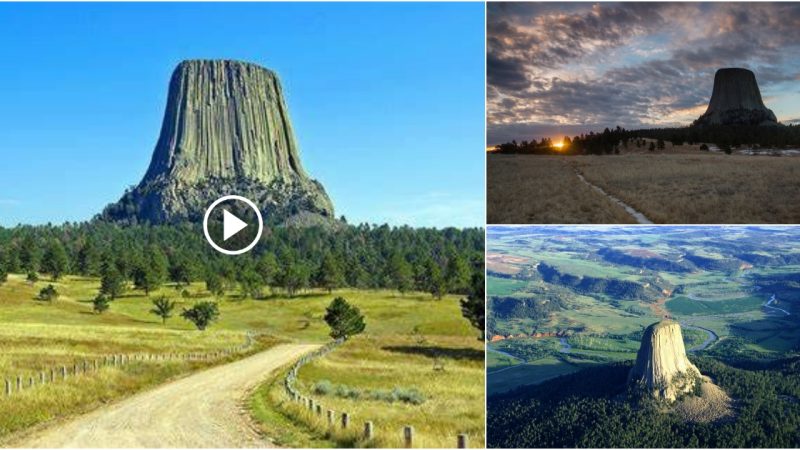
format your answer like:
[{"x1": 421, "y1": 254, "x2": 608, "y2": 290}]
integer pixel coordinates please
[
  {"x1": 487, "y1": 154, "x2": 635, "y2": 224},
  {"x1": 0, "y1": 273, "x2": 279, "y2": 440},
  {"x1": 488, "y1": 153, "x2": 800, "y2": 223},
  {"x1": 254, "y1": 291, "x2": 485, "y2": 448},
  {"x1": 487, "y1": 356, "x2": 589, "y2": 395},
  {"x1": 0, "y1": 274, "x2": 484, "y2": 447}
]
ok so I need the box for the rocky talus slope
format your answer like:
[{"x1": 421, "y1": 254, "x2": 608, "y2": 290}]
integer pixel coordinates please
[
  {"x1": 628, "y1": 320, "x2": 701, "y2": 402},
  {"x1": 102, "y1": 59, "x2": 333, "y2": 225}
]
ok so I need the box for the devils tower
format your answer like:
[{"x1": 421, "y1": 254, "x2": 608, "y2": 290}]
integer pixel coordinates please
[
  {"x1": 628, "y1": 321, "x2": 701, "y2": 402},
  {"x1": 102, "y1": 59, "x2": 334, "y2": 225},
  {"x1": 694, "y1": 68, "x2": 778, "y2": 126}
]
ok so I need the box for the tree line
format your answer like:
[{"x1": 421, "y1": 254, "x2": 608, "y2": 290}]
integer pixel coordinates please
[
  {"x1": 0, "y1": 221, "x2": 484, "y2": 302},
  {"x1": 491, "y1": 123, "x2": 800, "y2": 156}
]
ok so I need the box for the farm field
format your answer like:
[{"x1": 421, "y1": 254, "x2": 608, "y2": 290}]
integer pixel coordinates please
[
  {"x1": 0, "y1": 273, "x2": 484, "y2": 447},
  {"x1": 487, "y1": 153, "x2": 800, "y2": 224},
  {"x1": 486, "y1": 226, "x2": 800, "y2": 393}
]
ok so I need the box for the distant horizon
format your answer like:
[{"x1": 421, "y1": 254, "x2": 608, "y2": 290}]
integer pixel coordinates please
[
  {"x1": 487, "y1": 2, "x2": 800, "y2": 145},
  {"x1": 0, "y1": 3, "x2": 485, "y2": 228}
]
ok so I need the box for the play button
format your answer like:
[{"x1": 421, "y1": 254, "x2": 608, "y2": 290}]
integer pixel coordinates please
[
  {"x1": 203, "y1": 195, "x2": 263, "y2": 255},
  {"x1": 222, "y1": 210, "x2": 248, "y2": 241}
]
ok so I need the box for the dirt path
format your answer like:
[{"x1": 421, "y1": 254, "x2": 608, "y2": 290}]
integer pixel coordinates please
[
  {"x1": 11, "y1": 343, "x2": 319, "y2": 448},
  {"x1": 573, "y1": 169, "x2": 654, "y2": 224}
]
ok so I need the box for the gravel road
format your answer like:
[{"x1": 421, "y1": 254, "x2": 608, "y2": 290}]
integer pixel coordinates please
[{"x1": 11, "y1": 343, "x2": 319, "y2": 448}]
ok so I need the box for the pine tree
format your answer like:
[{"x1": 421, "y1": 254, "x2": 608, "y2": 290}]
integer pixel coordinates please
[
  {"x1": 19, "y1": 234, "x2": 41, "y2": 272},
  {"x1": 460, "y1": 272, "x2": 485, "y2": 340},
  {"x1": 92, "y1": 294, "x2": 110, "y2": 314},
  {"x1": 316, "y1": 252, "x2": 345, "y2": 293},
  {"x1": 150, "y1": 296, "x2": 175, "y2": 325},
  {"x1": 238, "y1": 267, "x2": 264, "y2": 299},
  {"x1": 41, "y1": 240, "x2": 69, "y2": 281},
  {"x1": 0, "y1": 247, "x2": 7, "y2": 285},
  {"x1": 445, "y1": 252, "x2": 472, "y2": 294},
  {"x1": 281, "y1": 259, "x2": 311, "y2": 297},
  {"x1": 100, "y1": 261, "x2": 125, "y2": 299},
  {"x1": 387, "y1": 252, "x2": 414, "y2": 295},
  {"x1": 205, "y1": 271, "x2": 226, "y2": 298},
  {"x1": 256, "y1": 253, "x2": 280, "y2": 287},
  {"x1": 181, "y1": 301, "x2": 219, "y2": 330},
  {"x1": 77, "y1": 240, "x2": 101, "y2": 276},
  {"x1": 324, "y1": 297, "x2": 366, "y2": 340}
]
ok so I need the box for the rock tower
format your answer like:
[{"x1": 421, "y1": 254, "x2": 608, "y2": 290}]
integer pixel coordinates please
[
  {"x1": 102, "y1": 59, "x2": 334, "y2": 225},
  {"x1": 694, "y1": 68, "x2": 778, "y2": 126},
  {"x1": 628, "y1": 320, "x2": 701, "y2": 402}
]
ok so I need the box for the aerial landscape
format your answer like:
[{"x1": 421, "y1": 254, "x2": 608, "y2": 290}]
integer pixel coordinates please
[
  {"x1": 487, "y1": 2, "x2": 800, "y2": 224},
  {"x1": 0, "y1": 3, "x2": 485, "y2": 448},
  {"x1": 487, "y1": 226, "x2": 800, "y2": 447}
]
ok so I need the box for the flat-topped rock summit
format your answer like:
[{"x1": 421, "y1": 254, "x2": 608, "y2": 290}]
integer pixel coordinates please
[
  {"x1": 628, "y1": 320, "x2": 701, "y2": 402},
  {"x1": 694, "y1": 68, "x2": 778, "y2": 126},
  {"x1": 102, "y1": 59, "x2": 334, "y2": 225}
]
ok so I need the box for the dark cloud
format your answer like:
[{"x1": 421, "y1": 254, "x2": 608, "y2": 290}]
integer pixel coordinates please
[{"x1": 488, "y1": 2, "x2": 800, "y2": 143}]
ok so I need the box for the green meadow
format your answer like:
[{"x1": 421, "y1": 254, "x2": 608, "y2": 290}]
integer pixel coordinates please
[{"x1": 0, "y1": 274, "x2": 484, "y2": 447}]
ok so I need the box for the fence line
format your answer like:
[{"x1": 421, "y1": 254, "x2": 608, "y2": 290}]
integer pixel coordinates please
[
  {"x1": 3, "y1": 331, "x2": 256, "y2": 398},
  {"x1": 282, "y1": 338, "x2": 470, "y2": 448}
]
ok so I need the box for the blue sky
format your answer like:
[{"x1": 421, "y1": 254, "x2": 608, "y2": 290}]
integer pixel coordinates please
[
  {"x1": 0, "y1": 2, "x2": 485, "y2": 228},
  {"x1": 488, "y1": 2, "x2": 800, "y2": 144}
]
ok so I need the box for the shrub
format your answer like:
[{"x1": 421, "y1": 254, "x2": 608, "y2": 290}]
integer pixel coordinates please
[
  {"x1": 181, "y1": 301, "x2": 219, "y2": 330},
  {"x1": 92, "y1": 294, "x2": 110, "y2": 314},
  {"x1": 37, "y1": 284, "x2": 58, "y2": 302},
  {"x1": 392, "y1": 387, "x2": 426, "y2": 405},
  {"x1": 313, "y1": 380, "x2": 333, "y2": 395}
]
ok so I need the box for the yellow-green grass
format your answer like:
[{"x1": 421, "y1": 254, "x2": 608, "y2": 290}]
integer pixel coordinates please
[
  {"x1": 0, "y1": 273, "x2": 281, "y2": 440},
  {"x1": 255, "y1": 293, "x2": 485, "y2": 448},
  {"x1": 1, "y1": 274, "x2": 484, "y2": 446}
]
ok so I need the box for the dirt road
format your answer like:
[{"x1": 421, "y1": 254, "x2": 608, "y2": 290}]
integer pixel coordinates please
[{"x1": 12, "y1": 343, "x2": 319, "y2": 448}]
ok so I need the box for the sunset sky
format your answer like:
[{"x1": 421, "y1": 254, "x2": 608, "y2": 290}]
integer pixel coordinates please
[{"x1": 487, "y1": 2, "x2": 800, "y2": 145}]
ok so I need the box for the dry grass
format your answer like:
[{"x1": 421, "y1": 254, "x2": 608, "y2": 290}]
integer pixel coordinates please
[
  {"x1": 488, "y1": 152, "x2": 800, "y2": 223},
  {"x1": 487, "y1": 154, "x2": 636, "y2": 224},
  {"x1": 573, "y1": 153, "x2": 800, "y2": 223}
]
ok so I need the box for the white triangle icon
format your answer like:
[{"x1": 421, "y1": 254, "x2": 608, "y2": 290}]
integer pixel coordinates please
[{"x1": 223, "y1": 209, "x2": 248, "y2": 241}]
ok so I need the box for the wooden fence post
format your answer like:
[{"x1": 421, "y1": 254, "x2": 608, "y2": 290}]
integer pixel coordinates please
[
  {"x1": 457, "y1": 433, "x2": 468, "y2": 448},
  {"x1": 342, "y1": 412, "x2": 349, "y2": 429},
  {"x1": 315, "y1": 404, "x2": 322, "y2": 416},
  {"x1": 74, "y1": 363, "x2": 79, "y2": 375},
  {"x1": 5, "y1": 379, "x2": 11, "y2": 396},
  {"x1": 327, "y1": 410, "x2": 335, "y2": 426},
  {"x1": 50, "y1": 368, "x2": 55, "y2": 382},
  {"x1": 404, "y1": 426, "x2": 414, "y2": 448},
  {"x1": 16, "y1": 376, "x2": 22, "y2": 390},
  {"x1": 39, "y1": 371, "x2": 46, "y2": 384},
  {"x1": 61, "y1": 366, "x2": 67, "y2": 379},
  {"x1": 364, "y1": 421, "x2": 374, "y2": 440},
  {"x1": 28, "y1": 376, "x2": 34, "y2": 387}
]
